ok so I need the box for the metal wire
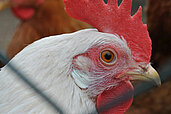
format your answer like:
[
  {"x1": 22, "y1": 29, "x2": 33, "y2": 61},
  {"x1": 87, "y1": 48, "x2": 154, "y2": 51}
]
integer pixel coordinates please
[{"x1": 0, "y1": 51, "x2": 64, "y2": 114}]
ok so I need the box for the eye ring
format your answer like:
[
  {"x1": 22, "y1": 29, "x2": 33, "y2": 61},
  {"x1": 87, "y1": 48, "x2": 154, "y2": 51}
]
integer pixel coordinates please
[{"x1": 100, "y1": 49, "x2": 117, "y2": 65}]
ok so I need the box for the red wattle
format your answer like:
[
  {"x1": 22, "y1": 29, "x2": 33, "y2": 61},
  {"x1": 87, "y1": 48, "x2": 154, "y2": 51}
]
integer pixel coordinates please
[
  {"x1": 96, "y1": 81, "x2": 134, "y2": 114},
  {"x1": 11, "y1": 7, "x2": 35, "y2": 20},
  {"x1": 10, "y1": 0, "x2": 44, "y2": 20}
]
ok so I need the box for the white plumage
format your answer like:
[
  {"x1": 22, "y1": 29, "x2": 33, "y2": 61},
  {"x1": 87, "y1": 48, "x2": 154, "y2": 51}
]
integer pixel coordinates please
[{"x1": 0, "y1": 29, "x2": 130, "y2": 113}]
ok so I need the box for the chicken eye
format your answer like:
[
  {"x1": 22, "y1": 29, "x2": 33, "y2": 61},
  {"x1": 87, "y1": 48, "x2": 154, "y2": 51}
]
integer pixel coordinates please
[{"x1": 100, "y1": 50, "x2": 117, "y2": 65}]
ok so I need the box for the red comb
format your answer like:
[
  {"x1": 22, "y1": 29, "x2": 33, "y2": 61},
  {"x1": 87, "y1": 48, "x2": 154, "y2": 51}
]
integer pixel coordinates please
[{"x1": 64, "y1": 0, "x2": 152, "y2": 64}]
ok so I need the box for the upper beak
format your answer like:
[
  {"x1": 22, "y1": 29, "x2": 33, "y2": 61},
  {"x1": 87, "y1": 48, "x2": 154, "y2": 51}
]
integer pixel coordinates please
[
  {"x1": 127, "y1": 65, "x2": 161, "y2": 86},
  {"x1": 0, "y1": 1, "x2": 11, "y2": 11}
]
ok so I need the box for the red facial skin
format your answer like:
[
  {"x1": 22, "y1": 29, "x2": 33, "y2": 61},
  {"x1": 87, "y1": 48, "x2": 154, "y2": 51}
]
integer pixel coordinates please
[
  {"x1": 88, "y1": 45, "x2": 135, "y2": 114},
  {"x1": 73, "y1": 43, "x2": 137, "y2": 114},
  {"x1": 11, "y1": 0, "x2": 44, "y2": 20}
]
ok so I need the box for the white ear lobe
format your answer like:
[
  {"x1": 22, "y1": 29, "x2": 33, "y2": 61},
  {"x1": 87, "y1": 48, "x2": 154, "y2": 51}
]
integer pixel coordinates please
[
  {"x1": 72, "y1": 55, "x2": 92, "y2": 89},
  {"x1": 72, "y1": 69, "x2": 91, "y2": 89}
]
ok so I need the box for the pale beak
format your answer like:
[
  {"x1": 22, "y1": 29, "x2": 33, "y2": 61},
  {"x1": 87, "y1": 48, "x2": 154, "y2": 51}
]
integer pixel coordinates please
[
  {"x1": 0, "y1": 1, "x2": 11, "y2": 11},
  {"x1": 127, "y1": 65, "x2": 161, "y2": 86}
]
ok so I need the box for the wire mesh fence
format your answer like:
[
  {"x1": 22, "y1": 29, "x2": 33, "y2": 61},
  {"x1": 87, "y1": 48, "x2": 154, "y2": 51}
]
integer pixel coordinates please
[{"x1": 0, "y1": 50, "x2": 171, "y2": 114}]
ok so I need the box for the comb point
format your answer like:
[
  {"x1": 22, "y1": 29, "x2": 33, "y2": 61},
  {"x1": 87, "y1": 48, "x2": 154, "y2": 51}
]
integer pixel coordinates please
[
  {"x1": 119, "y1": 0, "x2": 132, "y2": 15},
  {"x1": 108, "y1": 0, "x2": 118, "y2": 8},
  {"x1": 133, "y1": 6, "x2": 142, "y2": 21}
]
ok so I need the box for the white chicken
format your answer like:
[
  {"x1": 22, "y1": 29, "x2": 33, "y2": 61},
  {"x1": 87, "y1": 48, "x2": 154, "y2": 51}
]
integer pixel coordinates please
[
  {"x1": 0, "y1": 0, "x2": 161, "y2": 113},
  {"x1": 0, "y1": 29, "x2": 160, "y2": 114}
]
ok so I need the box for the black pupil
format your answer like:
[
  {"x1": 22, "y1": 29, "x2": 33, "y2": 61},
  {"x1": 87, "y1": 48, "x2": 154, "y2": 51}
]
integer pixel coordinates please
[{"x1": 105, "y1": 53, "x2": 112, "y2": 60}]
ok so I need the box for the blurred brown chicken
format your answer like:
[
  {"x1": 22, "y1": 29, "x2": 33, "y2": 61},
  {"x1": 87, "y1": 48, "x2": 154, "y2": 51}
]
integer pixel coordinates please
[
  {"x1": 126, "y1": 0, "x2": 171, "y2": 114},
  {"x1": 147, "y1": 0, "x2": 171, "y2": 68},
  {"x1": 0, "y1": 0, "x2": 90, "y2": 61}
]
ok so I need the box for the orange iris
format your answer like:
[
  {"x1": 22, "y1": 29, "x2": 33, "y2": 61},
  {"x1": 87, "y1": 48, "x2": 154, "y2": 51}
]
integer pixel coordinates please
[{"x1": 101, "y1": 50, "x2": 116, "y2": 64}]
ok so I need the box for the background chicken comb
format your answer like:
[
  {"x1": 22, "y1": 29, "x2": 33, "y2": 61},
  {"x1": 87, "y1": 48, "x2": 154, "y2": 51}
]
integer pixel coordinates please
[{"x1": 64, "y1": 0, "x2": 152, "y2": 65}]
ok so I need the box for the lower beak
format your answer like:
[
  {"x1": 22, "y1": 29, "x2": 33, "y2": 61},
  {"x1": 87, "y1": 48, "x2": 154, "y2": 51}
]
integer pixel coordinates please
[
  {"x1": 127, "y1": 65, "x2": 161, "y2": 86},
  {"x1": 0, "y1": 1, "x2": 11, "y2": 11}
]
